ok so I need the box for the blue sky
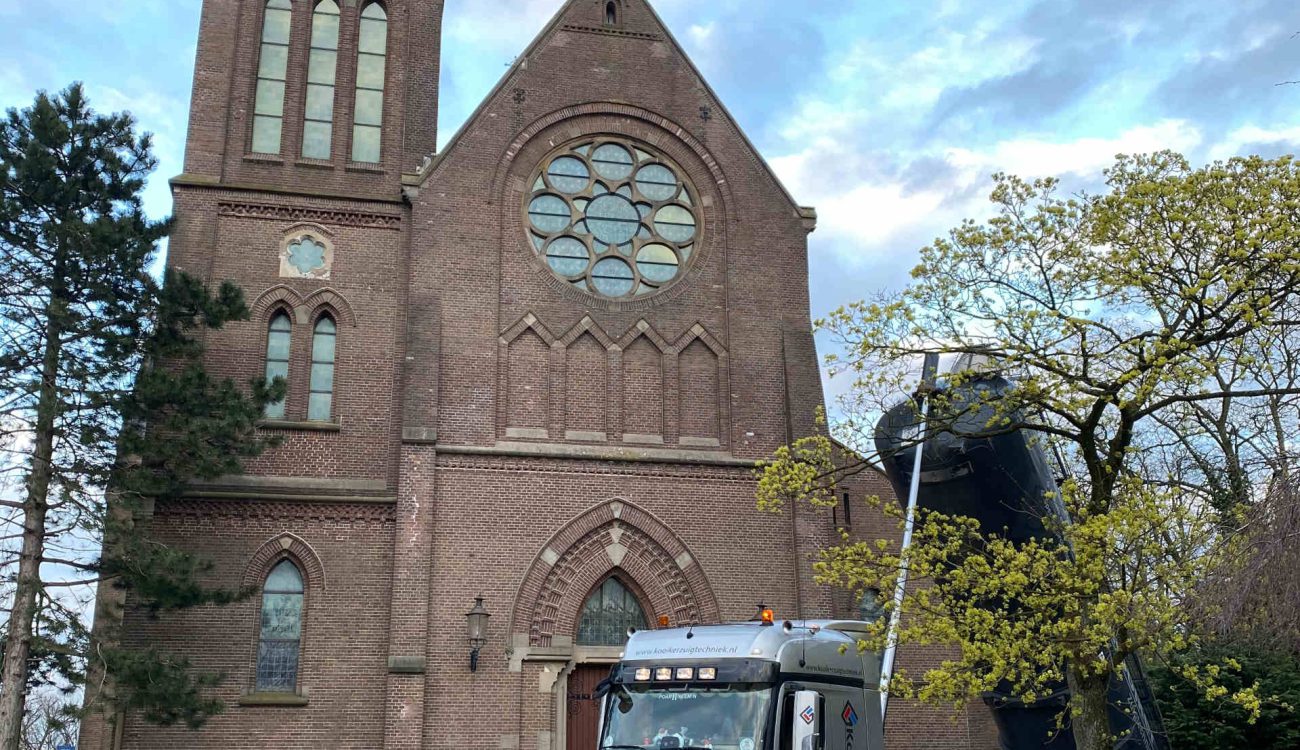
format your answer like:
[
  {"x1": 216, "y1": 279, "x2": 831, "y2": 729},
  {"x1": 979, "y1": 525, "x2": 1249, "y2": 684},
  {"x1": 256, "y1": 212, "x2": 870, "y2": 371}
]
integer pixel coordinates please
[{"x1": 1, "y1": 0, "x2": 1297, "y2": 327}]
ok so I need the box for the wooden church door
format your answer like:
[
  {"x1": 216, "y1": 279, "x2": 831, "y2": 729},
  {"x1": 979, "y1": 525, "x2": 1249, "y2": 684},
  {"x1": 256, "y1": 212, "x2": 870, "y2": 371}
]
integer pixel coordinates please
[{"x1": 567, "y1": 663, "x2": 608, "y2": 750}]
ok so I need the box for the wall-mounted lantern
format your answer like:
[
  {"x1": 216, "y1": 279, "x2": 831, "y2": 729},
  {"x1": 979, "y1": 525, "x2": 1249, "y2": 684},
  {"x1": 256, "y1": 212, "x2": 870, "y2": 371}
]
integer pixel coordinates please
[{"x1": 466, "y1": 596, "x2": 491, "y2": 672}]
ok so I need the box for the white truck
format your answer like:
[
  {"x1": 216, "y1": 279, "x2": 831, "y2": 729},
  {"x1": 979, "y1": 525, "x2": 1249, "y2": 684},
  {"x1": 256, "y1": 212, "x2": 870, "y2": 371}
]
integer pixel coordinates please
[{"x1": 596, "y1": 615, "x2": 887, "y2": 750}]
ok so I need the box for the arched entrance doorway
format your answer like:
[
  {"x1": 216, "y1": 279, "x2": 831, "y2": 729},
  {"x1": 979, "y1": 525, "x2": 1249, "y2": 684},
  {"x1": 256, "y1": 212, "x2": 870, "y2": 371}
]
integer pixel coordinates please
[
  {"x1": 508, "y1": 500, "x2": 722, "y2": 750},
  {"x1": 567, "y1": 577, "x2": 650, "y2": 749}
]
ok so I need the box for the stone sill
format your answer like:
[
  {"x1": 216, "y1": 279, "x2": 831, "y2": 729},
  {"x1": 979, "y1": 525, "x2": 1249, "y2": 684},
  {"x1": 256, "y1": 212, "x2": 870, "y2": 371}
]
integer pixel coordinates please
[
  {"x1": 237, "y1": 692, "x2": 309, "y2": 707},
  {"x1": 622, "y1": 433, "x2": 665, "y2": 446},
  {"x1": 345, "y1": 162, "x2": 387, "y2": 174},
  {"x1": 565, "y1": 430, "x2": 608, "y2": 443},
  {"x1": 242, "y1": 154, "x2": 285, "y2": 166},
  {"x1": 388, "y1": 656, "x2": 427, "y2": 674},
  {"x1": 440, "y1": 441, "x2": 754, "y2": 468},
  {"x1": 259, "y1": 420, "x2": 342, "y2": 433},
  {"x1": 402, "y1": 427, "x2": 438, "y2": 445},
  {"x1": 294, "y1": 158, "x2": 337, "y2": 171},
  {"x1": 170, "y1": 174, "x2": 405, "y2": 205},
  {"x1": 505, "y1": 427, "x2": 549, "y2": 440}
]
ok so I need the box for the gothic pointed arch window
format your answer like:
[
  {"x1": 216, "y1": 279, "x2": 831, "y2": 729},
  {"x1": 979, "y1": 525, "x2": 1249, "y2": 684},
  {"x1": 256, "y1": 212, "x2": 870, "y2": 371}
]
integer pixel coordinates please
[
  {"x1": 307, "y1": 314, "x2": 337, "y2": 421},
  {"x1": 351, "y1": 3, "x2": 388, "y2": 163},
  {"x1": 577, "y1": 576, "x2": 648, "y2": 646},
  {"x1": 605, "y1": 1, "x2": 618, "y2": 26},
  {"x1": 264, "y1": 312, "x2": 292, "y2": 420},
  {"x1": 253, "y1": 0, "x2": 294, "y2": 154},
  {"x1": 257, "y1": 560, "x2": 305, "y2": 692},
  {"x1": 303, "y1": 0, "x2": 341, "y2": 159}
]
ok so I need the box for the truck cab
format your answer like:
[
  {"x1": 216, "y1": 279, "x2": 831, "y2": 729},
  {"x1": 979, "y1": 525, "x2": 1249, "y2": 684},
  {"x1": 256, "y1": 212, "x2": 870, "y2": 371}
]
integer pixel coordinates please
[{"x1": 596, "y1": 617, "x2": 886, "y2": 750}]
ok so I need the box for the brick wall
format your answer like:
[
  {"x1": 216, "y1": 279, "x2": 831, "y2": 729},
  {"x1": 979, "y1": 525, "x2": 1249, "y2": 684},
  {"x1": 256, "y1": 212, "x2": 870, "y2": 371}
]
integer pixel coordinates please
[
  {"x1": 167, "y1": 186, "x2": 408, "y2": 488},
  {"x1": 114, "y1": 501, "x2": 395, "y2": 749},
  {"x1": 180, "y1": 0, "x2": 444, "y2": 192}
]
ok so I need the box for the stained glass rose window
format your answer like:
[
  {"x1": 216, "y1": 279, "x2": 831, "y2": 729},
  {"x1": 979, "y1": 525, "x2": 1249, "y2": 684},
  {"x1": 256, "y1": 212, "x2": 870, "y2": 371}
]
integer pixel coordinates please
[{"x1": 525, "y1": 138, "x2": 699, "y2": 299}]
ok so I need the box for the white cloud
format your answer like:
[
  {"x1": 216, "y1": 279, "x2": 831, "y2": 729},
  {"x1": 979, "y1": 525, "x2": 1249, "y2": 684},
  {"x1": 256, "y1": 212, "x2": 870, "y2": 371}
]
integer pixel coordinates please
[
  {"x1": 688, "y1": 22, "x2": 716, "y2": 48},
  {"x1": 772, "y1": 120, "x2": 1204, "y2": 266},
  {"x1": 771, "y1": 149, "x2": 949, "y2": 251},
  {"x1": 1196, "y1": 22, "x2": 1288, "y2": 64},
  {"x1": 444, "y1": 0, "x2": 561, "y2": 49},
  {"x1": 821, "y1": 182, "x2": 951, "y2": 247},
  {"x1": 946, "y1": 119, "x2": 1204, "y2": 178},
  {"x1": 819, "y1": 16, "x2": 1041, "y2": 116},
  {"x1": 1209, "y1": 123, "x2": 1300, "y2": 161}
]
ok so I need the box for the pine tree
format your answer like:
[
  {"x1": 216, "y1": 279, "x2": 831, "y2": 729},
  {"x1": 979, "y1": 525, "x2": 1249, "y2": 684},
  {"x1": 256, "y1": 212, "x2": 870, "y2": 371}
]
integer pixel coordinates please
[
  {"x1": 0, "y1": 84, "x2": 281, "y2": 750},
  {"x1": 1152, "y1": 642, "x2": 1300, "y2": 750}
]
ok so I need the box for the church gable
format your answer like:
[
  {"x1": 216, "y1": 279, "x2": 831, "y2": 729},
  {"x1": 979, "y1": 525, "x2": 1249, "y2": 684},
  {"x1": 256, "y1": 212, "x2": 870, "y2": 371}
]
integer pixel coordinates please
[
  {"x1": 407, "y1": 0, "x2": 824, "y2": 453},
  {"x1": 421, "y1": 0, "x2": 806, "y2": 219}
]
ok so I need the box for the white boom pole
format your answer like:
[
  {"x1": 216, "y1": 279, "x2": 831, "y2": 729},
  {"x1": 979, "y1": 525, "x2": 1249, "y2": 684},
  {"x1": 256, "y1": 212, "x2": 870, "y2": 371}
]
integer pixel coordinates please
[{"x1": 880, "y1": 353, "x2": 940, "y2": 723}]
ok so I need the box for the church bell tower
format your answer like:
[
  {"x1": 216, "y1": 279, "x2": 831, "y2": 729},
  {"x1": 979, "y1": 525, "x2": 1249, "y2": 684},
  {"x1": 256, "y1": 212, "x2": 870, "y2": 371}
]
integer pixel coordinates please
[{"x1": 179, "y1": 0, "x2": 445, "y2": 197}]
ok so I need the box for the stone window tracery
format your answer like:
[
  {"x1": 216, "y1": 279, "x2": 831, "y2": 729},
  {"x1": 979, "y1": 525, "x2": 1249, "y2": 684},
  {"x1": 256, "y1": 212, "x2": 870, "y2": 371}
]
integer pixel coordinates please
[
  {"x1": 525, "y1": 138, "x2": 699, "y2": 300},
  {"x1": 576, "y1": 576, "x2": 647, "y2": 646},
  {"x1": 279, "y1": 229, "x2": 334, "y2": 279},
  {"x1": 256, "y1": 559, "x2": 304, "y2": 692}
]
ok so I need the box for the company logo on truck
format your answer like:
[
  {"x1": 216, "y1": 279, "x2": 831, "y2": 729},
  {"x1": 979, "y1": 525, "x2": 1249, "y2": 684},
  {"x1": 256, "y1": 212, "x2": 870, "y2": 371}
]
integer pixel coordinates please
[
  {"x1": 842, "y1": 702, "x2": 859, "y2": 727},
  {"x1": 843, "y1": 701, "x2": 859, "y2": 750},
  {"x1": 800, "y1": 706, "x2": 816, "y2": 724}
]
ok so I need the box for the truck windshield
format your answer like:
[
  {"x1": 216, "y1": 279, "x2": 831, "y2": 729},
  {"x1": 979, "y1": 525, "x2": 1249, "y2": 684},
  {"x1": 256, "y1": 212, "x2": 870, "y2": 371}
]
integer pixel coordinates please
[{"x1": 600, "y1": 684, "x2": 772, "y2": 750}]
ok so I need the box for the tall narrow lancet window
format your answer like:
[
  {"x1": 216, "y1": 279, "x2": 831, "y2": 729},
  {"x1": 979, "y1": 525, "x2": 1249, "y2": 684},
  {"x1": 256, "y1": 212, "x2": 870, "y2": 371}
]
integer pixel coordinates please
[
  {"x1": 577, "y1": 577, "x2": 647, "y2": 646},
  {"x1": 351, "y1": 3, "x2": 388, "y2": 163},
  {"x1": 257, "y1": 560, "x2": 305, "y2": 692},
  {"x1": 307, "y1": 315, "x2": 336, "y2": 421},
  {"x1": 264, "y1": 313, "x2": 292, "y2": 420},
  {"x1": 605, "y1": 1, "x2": 617, "y2": 26},
  {"x1": 253, "y1": 0, "x2": 293, "y2": 154},
  {"x1": 303, "y1": 0, "x2": 341, "y2": 159}
]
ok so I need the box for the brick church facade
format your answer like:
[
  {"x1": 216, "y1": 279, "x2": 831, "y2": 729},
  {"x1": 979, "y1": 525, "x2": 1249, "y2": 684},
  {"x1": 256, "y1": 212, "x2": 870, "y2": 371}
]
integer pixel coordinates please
[{"x1": 79, "y1": 1, "x2": 997, "y2": 748}]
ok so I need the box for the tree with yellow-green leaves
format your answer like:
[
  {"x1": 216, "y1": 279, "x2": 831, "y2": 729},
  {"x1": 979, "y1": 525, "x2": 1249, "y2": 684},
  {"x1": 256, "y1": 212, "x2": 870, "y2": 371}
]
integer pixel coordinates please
[{"x1": 758, "y1": 152, "x2": 1300, "y2": 750}]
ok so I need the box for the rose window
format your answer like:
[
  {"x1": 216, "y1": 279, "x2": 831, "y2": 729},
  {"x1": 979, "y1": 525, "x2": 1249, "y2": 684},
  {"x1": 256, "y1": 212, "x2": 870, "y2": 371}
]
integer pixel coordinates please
[{"x1": 526, "y1": 139, "x2": 699, "y2": 299}]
